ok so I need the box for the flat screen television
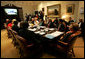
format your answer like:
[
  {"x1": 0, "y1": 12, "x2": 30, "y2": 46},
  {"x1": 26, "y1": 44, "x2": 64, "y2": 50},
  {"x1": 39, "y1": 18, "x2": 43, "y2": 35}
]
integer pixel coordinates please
[{"x1": 4, "y1": 8, "x2": 18, "y2": 15}]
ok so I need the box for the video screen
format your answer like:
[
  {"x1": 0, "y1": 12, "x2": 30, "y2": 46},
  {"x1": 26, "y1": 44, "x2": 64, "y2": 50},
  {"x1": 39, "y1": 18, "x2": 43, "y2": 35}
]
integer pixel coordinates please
[{"x1": 4, "y1": 8, "x2": 17, "y2": 15}]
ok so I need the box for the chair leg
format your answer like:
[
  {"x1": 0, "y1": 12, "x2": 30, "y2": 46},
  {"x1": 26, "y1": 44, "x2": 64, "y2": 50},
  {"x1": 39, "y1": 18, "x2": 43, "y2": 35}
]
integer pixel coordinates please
[{"x1": 72, "y1": 48, "x2": 75, "y2": 57}]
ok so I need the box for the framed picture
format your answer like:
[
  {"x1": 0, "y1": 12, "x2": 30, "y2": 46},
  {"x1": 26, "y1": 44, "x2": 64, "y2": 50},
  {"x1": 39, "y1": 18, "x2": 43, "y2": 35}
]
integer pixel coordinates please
[
  {"x1": 47, "y1": 4, "x2": 61, "y2": 17},
  {"x1": 66, "y1": 4, "x2": 75, "y2": 14}
]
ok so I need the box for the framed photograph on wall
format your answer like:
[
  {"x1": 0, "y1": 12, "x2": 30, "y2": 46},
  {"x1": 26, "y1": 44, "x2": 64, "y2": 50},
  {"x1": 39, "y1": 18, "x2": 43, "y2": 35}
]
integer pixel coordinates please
[
  {"x1": 66, "y1": 4, "x2": 75, "y2": 14},
  {"x1": 47, "y1": 4, "x2": 61, "y2": 17}
]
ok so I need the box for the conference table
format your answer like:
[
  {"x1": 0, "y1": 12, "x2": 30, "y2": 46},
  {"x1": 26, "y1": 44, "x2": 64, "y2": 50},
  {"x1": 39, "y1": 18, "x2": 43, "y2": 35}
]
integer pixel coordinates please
[{"x1": 28, "y1": 25, "x2": 64, "y2": 40}]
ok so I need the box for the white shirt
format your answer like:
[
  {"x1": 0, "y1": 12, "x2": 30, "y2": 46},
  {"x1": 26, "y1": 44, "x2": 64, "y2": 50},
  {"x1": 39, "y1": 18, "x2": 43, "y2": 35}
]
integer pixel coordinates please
[{"x1": 34, "y1": 20, "x2": 39, "y2": 26}]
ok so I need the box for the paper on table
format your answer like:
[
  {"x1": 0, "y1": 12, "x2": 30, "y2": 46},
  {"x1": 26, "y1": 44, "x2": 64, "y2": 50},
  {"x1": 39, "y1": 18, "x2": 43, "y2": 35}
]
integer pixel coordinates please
[
  {"x1": 40, "y1": 26, "x2": 46, "y2": 28},
  {"x1": 34, "y1": 31, "x2": 40, "y2": 34},
  {"x1": 39, "y1": 32, "x2": 45, "y2": 35},
  {"x1": 45, "y1": 34, "x2": 55, "y2": 39},
  {"x1": 45, "y1": 31, "x2": 64, "y2": 39},
  {"x1": 28, "y1": 28, "x2": 37, "y2": 31},
  {"x1": 48, "y1": 28, "x2": 54, "y2": 30}
]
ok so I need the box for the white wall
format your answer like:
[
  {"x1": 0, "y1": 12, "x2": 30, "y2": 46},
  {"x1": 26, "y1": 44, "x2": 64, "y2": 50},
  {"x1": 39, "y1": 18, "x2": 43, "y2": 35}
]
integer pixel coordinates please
[{"x1": 78, "y1": 1, "x2": 84, "y2": 22}]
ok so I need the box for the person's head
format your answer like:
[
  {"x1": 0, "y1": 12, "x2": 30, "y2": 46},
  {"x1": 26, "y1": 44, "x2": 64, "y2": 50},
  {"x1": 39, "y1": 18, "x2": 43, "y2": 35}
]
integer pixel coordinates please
[
  {"x1": 36, "y1": 14, "x2": 38, "y2": 16},
  {"x1": 14, "y1": 21, "x2": 18, "y2": 25},
  {"x1": 59, "y1": 19, "x2": 63, "y2": 23},
  {"x1": 69, "y1": 23, "x2": 79, "y2": 31},
  {"x1": 79, "y1": 19, "x2": 83, "y2": 22},
  {"x1": 55, "y1": 17, "x2": 58, "y2": 20},
  {"x1": 20, "y1": 21, "x2": 29, "y2": 29},
  {"x1": 32, "y1": 18, "x2": 34, "y2": 21},
  {"x1": 39, "y1": 19, "x2": 42, "y2": 22},
  {"x1": 12, "y1": 19, "x2": 16, "y2": 24},
  {"x1": 69, "y1": 17, "x2": 72, "y2": 21},
  {"x1": 6, "y1": 19, "x2": 9, "y2": 22},
  {"x1": 8, "y1": 20, "x2": 12, "y2": 24},
  {"x1": 49, "y1": 19, "x2": 52, "y2": 22},
  {"x1": 34, "y1": 17, "x2": 38, "y2": 21}
]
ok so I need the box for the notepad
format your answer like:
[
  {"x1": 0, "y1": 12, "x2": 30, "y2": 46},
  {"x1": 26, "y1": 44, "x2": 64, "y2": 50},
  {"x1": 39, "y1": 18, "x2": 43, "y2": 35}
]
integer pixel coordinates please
[{"x1": 45, "y1": 31, "x2": 64, "y2": 39}]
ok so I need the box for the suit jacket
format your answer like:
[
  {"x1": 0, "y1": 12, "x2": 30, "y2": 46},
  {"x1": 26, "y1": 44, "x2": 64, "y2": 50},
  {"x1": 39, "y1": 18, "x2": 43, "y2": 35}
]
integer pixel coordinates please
[
  {"x1": 12, "y1": 25, "x2": 20, "y2": 33},
  {"x1": 18, "y1": 28, "x2": 35, "y2": 43}
]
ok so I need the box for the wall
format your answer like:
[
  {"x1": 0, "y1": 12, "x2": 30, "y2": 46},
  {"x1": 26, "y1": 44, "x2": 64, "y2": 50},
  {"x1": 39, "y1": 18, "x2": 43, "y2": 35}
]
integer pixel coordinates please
[
  {"x1": 38, "y1": 1, "x2": 83, "y2": 22},
  {"x1": 78, "y1": 1, "x2": 84, "y2": 22},
  {"x1": 1, "y1": 1, "x2": 84, "y2": 22},
  {"x1": 1, "y1": 1, "x2": 39, "y2": 20}
]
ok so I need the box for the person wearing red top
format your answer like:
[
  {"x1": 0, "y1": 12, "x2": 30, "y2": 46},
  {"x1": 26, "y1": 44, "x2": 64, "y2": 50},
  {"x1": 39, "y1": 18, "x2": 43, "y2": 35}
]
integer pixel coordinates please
[
  {"x1": 36, "y1": 14, "x2": 38, "y2": 19},
  {"x1": 7, "y1": 20, "x2": 12, "y2": 29}
]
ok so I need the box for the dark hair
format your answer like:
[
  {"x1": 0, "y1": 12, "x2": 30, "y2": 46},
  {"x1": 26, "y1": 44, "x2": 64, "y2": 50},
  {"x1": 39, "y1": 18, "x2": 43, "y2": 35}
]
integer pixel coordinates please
[
  {"x1": 8, "y1": 20, "x2": 12, "y2": 23},
  {"x1": 72, "y1": 23, "x2": 79, "y2": 31},
  {"x1": 20, "y1": 21, "x2": 29, "y2": 29},
  {"x1": 14, "y1": 21, "x2": 18, "y2": 25},
  {"x1": 59, "y1": 19, "x2": 63, "y2": 22}
]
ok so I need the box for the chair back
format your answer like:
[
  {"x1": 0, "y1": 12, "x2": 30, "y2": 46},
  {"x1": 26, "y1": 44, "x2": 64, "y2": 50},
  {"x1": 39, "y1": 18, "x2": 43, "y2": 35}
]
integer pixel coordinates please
[{"x1": 67, "y1": 31, "x2": 81, "y2": 50}]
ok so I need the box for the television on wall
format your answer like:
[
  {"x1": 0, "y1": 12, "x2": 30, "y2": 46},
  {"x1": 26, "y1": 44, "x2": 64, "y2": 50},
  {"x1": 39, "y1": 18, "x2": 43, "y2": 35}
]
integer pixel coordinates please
[{"x1": 4, "y1": 8, "x2": 18, "y2": 15}]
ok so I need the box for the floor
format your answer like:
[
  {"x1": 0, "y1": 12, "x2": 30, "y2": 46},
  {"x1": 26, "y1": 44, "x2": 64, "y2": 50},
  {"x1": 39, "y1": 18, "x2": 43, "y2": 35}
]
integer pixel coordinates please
[{"x1": 1, "y1": 29, "x2": 84, "y2": 58}]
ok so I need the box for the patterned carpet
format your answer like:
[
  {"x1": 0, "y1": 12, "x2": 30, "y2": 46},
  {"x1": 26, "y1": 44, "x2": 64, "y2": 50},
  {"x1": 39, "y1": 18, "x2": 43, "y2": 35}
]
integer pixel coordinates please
[{"x1": 1, "y1": 29, "x2": 84, "y2": 58}]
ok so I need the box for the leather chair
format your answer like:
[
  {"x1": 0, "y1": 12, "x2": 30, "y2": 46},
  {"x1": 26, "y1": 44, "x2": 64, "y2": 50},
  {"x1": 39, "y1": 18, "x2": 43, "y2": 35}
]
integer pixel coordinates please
[
  {"x1": 49, "y1": 31, "x2": 81, "y2": 57},
  {"x1": 6, "y1": 28, "x2": 12, "y2": 38},
  {"x1": 14, "y1": 34, "x2": 43, "y2": 58},
  {"x1": 56, "y1": 31, "x2": 81, "y2": 57}
]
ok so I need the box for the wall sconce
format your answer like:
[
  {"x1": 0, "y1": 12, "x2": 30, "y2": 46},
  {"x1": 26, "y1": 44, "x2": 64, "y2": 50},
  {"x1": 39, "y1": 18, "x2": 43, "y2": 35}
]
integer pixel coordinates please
[{"x1": 62, "y1": 14, "x2": 69, "y2": 19}]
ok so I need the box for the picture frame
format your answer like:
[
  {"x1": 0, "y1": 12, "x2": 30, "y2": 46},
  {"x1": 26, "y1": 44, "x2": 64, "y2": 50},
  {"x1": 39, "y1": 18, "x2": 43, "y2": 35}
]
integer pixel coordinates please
[
  {"x1": 47, "y1": 4, "x2": 61, "y2": 17},
  {"x1": 66, "y1": 4, "x2": 75, "y2": 15}
]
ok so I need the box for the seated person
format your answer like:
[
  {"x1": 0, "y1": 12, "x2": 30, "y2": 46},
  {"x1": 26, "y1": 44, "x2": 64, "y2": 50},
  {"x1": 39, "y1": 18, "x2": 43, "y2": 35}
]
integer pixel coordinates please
[
  {"x1": 18, "y1": 21, "x2": 36, "y2": 44},
  {"x1": 4, "y1": 19, "x2": 10, "y2": 28},
  {"x1": 34, "y1": 17, "x2": 39, "y2": 26},
  {"x1": 53, "y1": 17, "x2": 59, "y2": 28},
  {"x1": 48, "y1": 19, "x2": 55, "y2": 28},
  {"x1": 12, "y1": 21, "x2": 20, "y2": 33},
  {"x1": 57, "y1": 23, "x2": 81, "y2": 48},
  {"x1": 7, "y1": 20, "x2": 13, "y2": 29},
  {"x1": 78, "y1": 19, "x2": 84, "y2": 38},
  {"x1": 43, "y1": 20, "x2": 48, "y2": 27},
  {"x1": 39, "y1": 19, "x2": 44, "y2": 26},
  {"x1": 58, "y1": 19, "x2": 66, "y2": 32},
  {"x1": 78, "y1": 19, "x2": 84, "y2": 29},
  {"x1": 12, "y1": 19, "x2": 16, "y2": 26},
  {"x1": 31, "y1": 18, "x2": 35, "y2": 24},
  {"x1": 68, "y1": 17, "x2": 74, "y2": 26},
  {"x1": 67, "y1": 17, "x2": 74, "y2": 31}
]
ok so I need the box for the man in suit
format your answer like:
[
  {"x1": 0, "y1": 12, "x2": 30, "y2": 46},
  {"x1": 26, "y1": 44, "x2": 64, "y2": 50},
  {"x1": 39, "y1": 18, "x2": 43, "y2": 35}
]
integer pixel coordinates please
[
  {"x1": 53, "y1": 17, "x2": 59, "y2": 28},
  {"x1": 18, "y1": 21, "x2": 37, "y2": 44},
  {"x1": 48, "y1": 19, "x2": 55, "y2": 28},
  {"x1": 68, "y1": 17, "x2": 74, "y2": 26},
  {"x1": 58, "y1": 19, "x2": 66, "y2": 32}
]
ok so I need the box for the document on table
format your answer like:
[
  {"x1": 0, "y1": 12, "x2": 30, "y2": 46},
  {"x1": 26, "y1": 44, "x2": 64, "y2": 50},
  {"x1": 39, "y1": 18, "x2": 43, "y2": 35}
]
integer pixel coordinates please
[
  {"x1": 45, "y1": 31, "x2": 64, "y2": 39},
  {"x1": 39, "y1": 32, "x2": 45, "y2": 35},
  {"x1": 40, "y1": 26, "x2": 46, "y2": 28},
  {"x1": 48, "y1": 28, "x2": 55, "y2": 30},
  {"x1": 28, "y1": 28, "x2": 37, "y2": 31},
  {"x1": 34, "y1": 31, "x2": 45, "y2": 35},
  {"x1": 34, "y1": 31, "x2": 40, "y2": 34}
]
